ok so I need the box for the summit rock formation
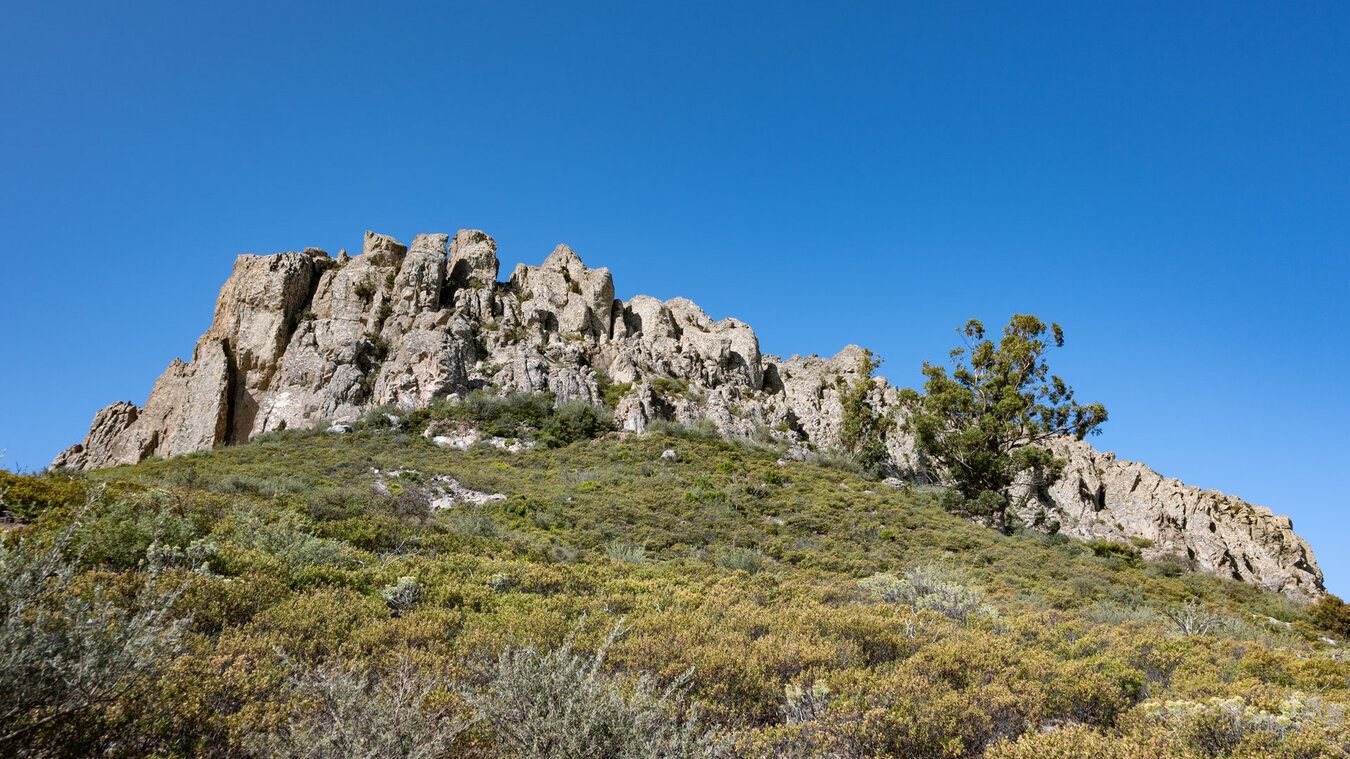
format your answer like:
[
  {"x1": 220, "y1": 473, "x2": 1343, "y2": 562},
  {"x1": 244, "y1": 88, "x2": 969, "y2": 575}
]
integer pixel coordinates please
[{"x1": 53, "y1": 230, "x2": 1324, "y2": 600}]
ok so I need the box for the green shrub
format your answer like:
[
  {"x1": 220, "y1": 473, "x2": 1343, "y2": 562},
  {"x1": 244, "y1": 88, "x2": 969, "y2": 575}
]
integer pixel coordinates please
[
  {"x1": 223, "y1": 510, "x2": 354, "y2": 573},
  {"x1": 449, "y1": 508, "x2": 499, "y2": 539},
  {"x1": 360, "y1": 405, "x2": 402, "y2": 429},
  {"x1": 649, "y1": 375, "x2": 690, "y2": 398},
  {"x1": 70, "y1": 494, "x2": 201, "y2": 571},
  {"x1": 1082, "y1": 601, "x2": 1160, "y2": 626},
  {"x1": 986, "y1": 725, "x2": 1146, "y2": 759},
  {"x1": 467, "y1": 390, "x2": 553, "y2": 436},
  {"x1": 305, "y1": 486, "x2": 374, "y2": 522},
  {"x1": 1159, "y1": 599, "x2": 1222, "y2": 636},
  {"x1": 401, "y1": 391, "x2": 612, "y2": 447},
  {"x1": 538, "y1": 400, "x2": 613, "y2": 449},
  {"x1": 0, "y1": 472, "x2": 87, "y2": 520},
  {"x1": 1310, "y1": 594, "x2": 1350, "y2": 638},
  {"x1": 1089, "y1": 539, "x2": 1143, "y2": 566},
  {"x1": 714, "y1": 547, "x2": 763, "y2": 575},
  {"x1": 217, "y1": 471, "x2": 312, "y2": 497},
  {"x1": 647, "y1": 418, "x2": 720, "y2": 440},
  {"x1": 1139, "y1": 694, "x2": 1334, "y2": 757},
  {"x1": 603, "y1": 381, "x2": 634, "y2": 408},
  {"x1": 1145, "y1": 552, "x2": 1194, "y2": 578},
  {"x1": 316, "y1": 514, "x2": 409, "y2": 552},
  {"x1": 364, "y1": 332, "x2": 392, "y2": 362},
  {"x1": 801, "y1": 449, "x2": 864, "y2": 475}
]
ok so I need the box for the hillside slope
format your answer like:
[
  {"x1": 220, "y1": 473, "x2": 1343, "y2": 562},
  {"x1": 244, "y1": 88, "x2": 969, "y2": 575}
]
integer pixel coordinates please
[
  {"x1": 5, "y1": 421, "x2": 1349, "y2": 757},
  {"x1": 53, "y1": 230, "x2": 1322, "y2": 599}
]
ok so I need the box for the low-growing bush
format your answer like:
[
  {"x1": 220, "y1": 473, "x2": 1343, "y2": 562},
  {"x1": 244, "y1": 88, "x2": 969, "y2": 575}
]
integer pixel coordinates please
[
  {"x1": 470, "y1": 622, "x2": 728, "y2": 758},
  {"x1": 1089, "y1": 539, "x2": 1143, "y2": 566},
  {"x1": 360, "y1": 404, "x2": 403, "y2": 429},
  {"x1": 648, "y1": 375, "x2": 691, "y2": 398},
  {"x1": 250, "y1": 659, "x2": 468, "y2": 759},
  {"x1": 380, "y1": 576, "x2": 423, "y2": 616},
  {"x1": 801, "y1": 449, "x2": 865, "y2": 475},
  {"x1": 400, "y1": 391, "x2": 612, "y2": 448},
  {"x1": 0, "y1": 531, "x2": 190, "y2": 756},
  {"x1": 217, "y1": 472, "x2": 311, "y2": 497},
  {"x1": 985, "y1": 725, "x2": 1146, "y2": 759},
  {"x1": 223, "y1": 510, "x2": 354, "y2": 573},
  {"x1": 714, "y1": 547, "x2": 763, "y2": 575},
  {"x1": 647, "y1": 418, "x2": 720, "y2": 440},
  {"x1": 70, "y1": 494, "x2": 202, "y2": 571},
  {"x1": 467, "y1": 390, "x2": 554, "y2": 437},
  {"x1": 0, "y1": 471, "x2": 87, "y2": 520},
  {"x1": 861, "y1": 563, "x2": 993, "y2": 623},
  {"x1": 538, "y1": 400, "x2": 613, "y2": 448},
  {"x1": 1160, "y1": 599, "x2": 1221, "y2": 637},
  {"x1": 1136, "y1": 694, "x2": 1343, "y2": 757},
  {"x1": 1082, "y1": 601, "x2": 1160, "y2": 626},
  {"x1": 606, "y1": 540, "x2": 647, "y2": 563},
  {"x1": 1310, "y1": 594, "x2": 1350, "y2": 638},
  {"x1": 449, "y1": 508, "x2": 499, "y2": 539}
]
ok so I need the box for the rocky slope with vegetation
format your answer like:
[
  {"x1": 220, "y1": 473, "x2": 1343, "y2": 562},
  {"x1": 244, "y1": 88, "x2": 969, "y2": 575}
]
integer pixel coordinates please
[
  {"x1": 5, "y1": 419, "x2": 1350, "y2": 757},
  {"x1": 53, "y1": 230, "x2": 1322, "y2": 599}
]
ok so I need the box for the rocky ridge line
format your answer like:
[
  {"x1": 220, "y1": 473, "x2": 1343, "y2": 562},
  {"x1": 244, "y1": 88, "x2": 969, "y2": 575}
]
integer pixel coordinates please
[{"x1": 53, "y1": 230, "x2": 1324, "y2": 600}]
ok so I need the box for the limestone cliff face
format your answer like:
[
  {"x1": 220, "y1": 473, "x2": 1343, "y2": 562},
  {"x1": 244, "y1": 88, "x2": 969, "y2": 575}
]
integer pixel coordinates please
[{"x1": 53, "y1": 230, "x2": 1324, "y2": 600}]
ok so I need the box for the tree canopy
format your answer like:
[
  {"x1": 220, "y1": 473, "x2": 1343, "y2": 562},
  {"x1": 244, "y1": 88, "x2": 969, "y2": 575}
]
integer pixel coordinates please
[
  {"x1": 899, "y1": 315, "x2": 1108, "y2": 533},
  {"x1": 837, "y1": 349, "x2": 895, "y2": 476}
]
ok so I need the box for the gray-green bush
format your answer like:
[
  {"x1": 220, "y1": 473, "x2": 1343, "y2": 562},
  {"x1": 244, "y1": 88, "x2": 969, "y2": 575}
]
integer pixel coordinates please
[
  {"x1": 861, "y1": 562, "x2": 994, "y2": 623},
  {"x1": 379, "y1": 576, "x2": 423, "y2": 616},
  {"x1": 606, "y1": 540, "x2": 647, "y2": 563},
  {"x1": 470, "y1": 622, "x2": 728, "y2": 758},
  {"x1": 225, "y1": 510, "x2": 353, "y2": 572},
  {"x1": 252, "y1": 659, "x2": 467, "y2": 759},
  {"x1": 714, "y1": 547, "x2": 763, "y2": 575},
  {"x1": 0, "y1": 531, "x2": 189, "y2": 755}
]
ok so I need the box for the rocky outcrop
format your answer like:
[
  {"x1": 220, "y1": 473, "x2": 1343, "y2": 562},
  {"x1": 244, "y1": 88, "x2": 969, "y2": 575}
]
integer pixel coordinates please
[
  {"x1": 1014, "y1": 438, "x2": 1322, "y2": 600},
  {"x1": 54, "y1": 229, "x2": 1325, "y2": 600}
]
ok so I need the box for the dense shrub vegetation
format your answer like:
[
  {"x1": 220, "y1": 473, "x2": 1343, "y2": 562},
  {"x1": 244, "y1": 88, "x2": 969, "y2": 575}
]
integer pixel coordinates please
[
  {"x1": 393, "y1": 390, "x2": 613, "y2": 449},
  {"x1": 2, "y1": 413, "x2": 1348, "y2": 757}
]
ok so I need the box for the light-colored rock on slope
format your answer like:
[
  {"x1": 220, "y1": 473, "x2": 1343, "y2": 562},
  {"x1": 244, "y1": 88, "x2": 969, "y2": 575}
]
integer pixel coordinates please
[
  {"x1": 1014, "y1": 438, "x2": 1322, "y2": 600},
  {"x1": 53, "y1": 229, "x2": 1325, "y2": 600}
]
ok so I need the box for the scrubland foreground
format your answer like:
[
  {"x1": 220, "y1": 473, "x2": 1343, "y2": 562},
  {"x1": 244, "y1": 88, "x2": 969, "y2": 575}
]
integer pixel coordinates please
[{"x1": 5, "y1": 409, "x2": 1350, "y2": 758}]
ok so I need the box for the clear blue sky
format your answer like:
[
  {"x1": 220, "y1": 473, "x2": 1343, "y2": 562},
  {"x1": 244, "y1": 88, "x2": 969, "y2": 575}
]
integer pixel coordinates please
[{"x1": 2, "y1": 2, "x2": 1346, "y2": 592}]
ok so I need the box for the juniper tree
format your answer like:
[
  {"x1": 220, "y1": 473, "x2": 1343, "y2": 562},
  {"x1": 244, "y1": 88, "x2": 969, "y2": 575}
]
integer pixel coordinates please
[
  {"x1": 837, "y1": 349, "x2": 895, "y2": 476},
  {"x1": 899, "y1": 315, "x2": 1107, "y2": 533}
]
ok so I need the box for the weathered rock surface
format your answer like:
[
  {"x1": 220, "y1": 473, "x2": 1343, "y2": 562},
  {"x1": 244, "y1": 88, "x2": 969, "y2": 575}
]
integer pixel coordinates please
[
  {"x1": 55, "y1": 229, "x2": 1325, "y2": 600},
  {"x1": 1013, "y1": 438, "x2": 1322, "y2": 600}
]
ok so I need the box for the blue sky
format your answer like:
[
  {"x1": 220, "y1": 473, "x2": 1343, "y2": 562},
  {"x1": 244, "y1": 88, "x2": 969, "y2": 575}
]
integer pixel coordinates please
[{"x1": 2, "y1": 2, "x2": 1346, "y2": 592}]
